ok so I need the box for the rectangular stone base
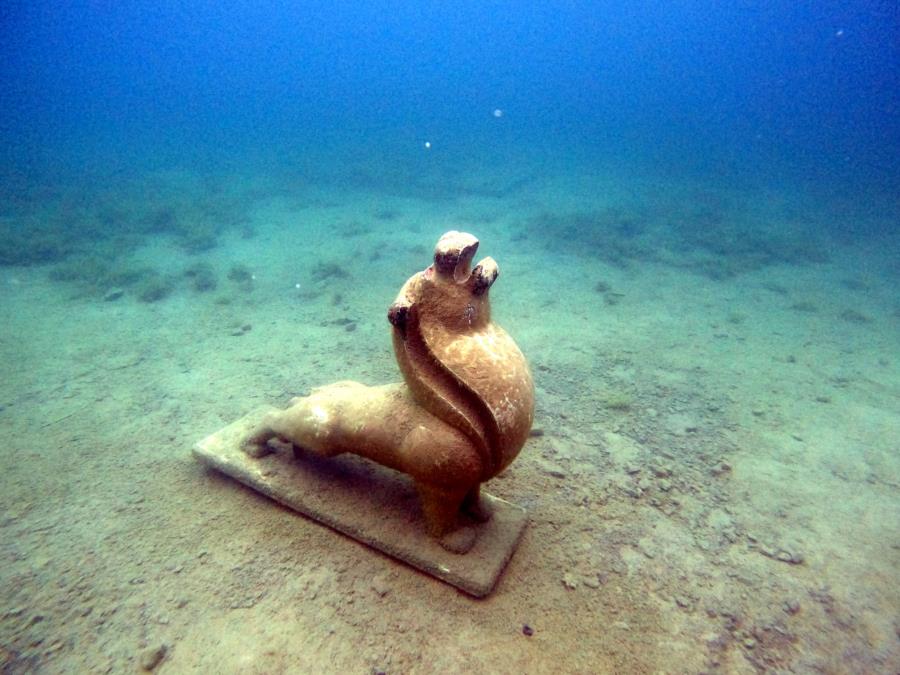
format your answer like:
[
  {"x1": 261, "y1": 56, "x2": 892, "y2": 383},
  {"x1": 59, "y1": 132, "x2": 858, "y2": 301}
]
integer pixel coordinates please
[{"x1": 192, "y1": 406, "x2": 527, "y2": 597}]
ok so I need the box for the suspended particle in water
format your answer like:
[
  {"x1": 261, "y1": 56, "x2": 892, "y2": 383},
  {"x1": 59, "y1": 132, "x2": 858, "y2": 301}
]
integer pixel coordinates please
[
  {"x1": 424, "y1": 141, "x2": 432, "y2": 149},
  {"x1": 493, "y1": 109, "x2": 504, "y2": 118}
]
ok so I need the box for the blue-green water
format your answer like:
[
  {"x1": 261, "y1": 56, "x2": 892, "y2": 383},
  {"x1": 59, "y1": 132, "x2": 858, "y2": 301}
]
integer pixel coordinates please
[
  {"x1": 2, "y1": 2, "x2": 898, "y2": 271},
  {"x1": 3, "y1": 2, "x2": 898, "y2": 199}
]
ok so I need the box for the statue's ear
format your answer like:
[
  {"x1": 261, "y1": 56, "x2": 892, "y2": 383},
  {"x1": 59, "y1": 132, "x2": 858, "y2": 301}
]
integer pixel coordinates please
[
  {"x1": 469, "y1": 257, "x2": 499, "y2": 296},
  {"x1": 388, "y1": 271, "x2": 425, "y2": 330},
  {"x1": 434, "y1": 231, "x2": 479, "y2": 282},
  {"x1": 387, "y1": 301, "x2": 410, "y2": 328}
]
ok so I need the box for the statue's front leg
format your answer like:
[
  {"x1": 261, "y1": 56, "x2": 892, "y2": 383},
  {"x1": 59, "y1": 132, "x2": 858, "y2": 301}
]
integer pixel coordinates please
[{"x1": 241, "y1": 395, "x2": 344, "y2": 459}]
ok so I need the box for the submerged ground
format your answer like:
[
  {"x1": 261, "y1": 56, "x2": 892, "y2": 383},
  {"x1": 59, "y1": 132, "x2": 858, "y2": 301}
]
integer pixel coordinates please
[{"x1": 1, "y1": 161, "x2": 898, "y2": 673}]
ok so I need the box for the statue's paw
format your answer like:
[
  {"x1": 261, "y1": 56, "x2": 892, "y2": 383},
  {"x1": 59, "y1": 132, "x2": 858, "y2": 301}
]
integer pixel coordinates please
[
  {"x1": 242, "y1": 437, "x2": 273, "y2": 458},
  {"x1": 438, "y1": 525, "x2": 478, "y2": 555},
  {"x1": 243, "y1": 444, "x2": 271, "y2": 458},
  {"x1": 241, "y1": 422, "x2": 277, "y2": 458}
]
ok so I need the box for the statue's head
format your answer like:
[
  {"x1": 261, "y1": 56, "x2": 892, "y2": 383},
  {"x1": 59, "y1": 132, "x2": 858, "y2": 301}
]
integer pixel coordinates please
[{"x1": 415, "y1": 231, "x2": 498, "y2": 331}]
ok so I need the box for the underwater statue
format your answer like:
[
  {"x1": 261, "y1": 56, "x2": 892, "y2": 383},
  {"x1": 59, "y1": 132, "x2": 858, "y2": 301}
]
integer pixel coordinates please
[{"x1": 243, "y1": 231, "x2": 535, "y2": 540}]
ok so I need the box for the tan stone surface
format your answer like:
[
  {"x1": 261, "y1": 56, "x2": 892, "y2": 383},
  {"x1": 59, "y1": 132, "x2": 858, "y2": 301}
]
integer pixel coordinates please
[{"x1": 243, "y1": 232, "x2": 535, "y2": 537}]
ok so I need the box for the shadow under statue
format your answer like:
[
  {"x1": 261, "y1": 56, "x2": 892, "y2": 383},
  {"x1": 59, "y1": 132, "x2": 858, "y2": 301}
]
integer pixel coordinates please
[{"x1": 194, "y1": 231, "x2": 535, "y2": 595}]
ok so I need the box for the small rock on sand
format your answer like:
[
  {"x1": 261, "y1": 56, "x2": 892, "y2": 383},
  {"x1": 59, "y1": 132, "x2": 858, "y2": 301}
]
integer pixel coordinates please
[{"x1": 139, "y1": 644, "x2": 168, "y2": 671}]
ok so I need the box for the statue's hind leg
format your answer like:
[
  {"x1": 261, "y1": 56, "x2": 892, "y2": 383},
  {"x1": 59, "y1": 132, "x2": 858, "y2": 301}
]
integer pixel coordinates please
[
  {"x1": 415, "y1": 482, "x2": 470, "y2": 538},
  {"x1": 461, "y1": 484, "x2": 492, "y2": 523},
  {"x1": 396, "y1": 422, "x2": 484, "y2": 538}
]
